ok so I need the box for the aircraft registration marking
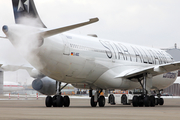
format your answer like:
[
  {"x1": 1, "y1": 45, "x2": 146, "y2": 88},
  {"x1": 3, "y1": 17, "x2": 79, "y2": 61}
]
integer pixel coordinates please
[{"x1": 71, "y1": 52, "x2": 79, "y2": 56}]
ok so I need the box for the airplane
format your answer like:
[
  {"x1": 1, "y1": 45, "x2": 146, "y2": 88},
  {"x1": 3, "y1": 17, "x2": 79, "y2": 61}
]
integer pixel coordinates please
[
  {"x1": 3, "y1": 81, "x2": 24, "y2": 93},
  {"x1": 1, "y1": 0, "x2": 180, "y2": 107},
  {"x1": 0, "y1": 65, "x2": 24, "y2": 93}
]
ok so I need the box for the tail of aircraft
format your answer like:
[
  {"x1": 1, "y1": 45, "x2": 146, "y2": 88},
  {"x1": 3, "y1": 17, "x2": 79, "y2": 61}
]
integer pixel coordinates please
[
  {"x1": 11, "y1": 0, "x2": 46, "y2": 28},
  {"x1": 4, "y1": 0, "x2": 98, "y2": 39}
]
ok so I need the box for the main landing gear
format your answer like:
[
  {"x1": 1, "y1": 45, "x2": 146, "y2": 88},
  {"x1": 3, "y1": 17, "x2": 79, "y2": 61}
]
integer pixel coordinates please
[
  {"x1": 132, "y1": 73, "x2": 164, "y2": 107},
  {"x1": 89, "y1": 89, "x2": 106, "y2": 107},
  {"x1": 45, "y1": 81, "x2": 70, "y2": 107}
]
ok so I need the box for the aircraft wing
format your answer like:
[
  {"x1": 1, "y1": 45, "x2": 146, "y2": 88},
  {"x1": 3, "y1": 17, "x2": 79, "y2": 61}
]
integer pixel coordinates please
[
  {"x1": 1, "y1": 64, "x2": 44, "y2": 78},
  {"x1": 116, "y1": 61, "x2": 180, "y2": 79},
  {"x1": 1, "y1": 64, "x2": 33, "y2": 72},
  {"x1": 40, "y1": 18, "x2": 99, "y2": 38}
]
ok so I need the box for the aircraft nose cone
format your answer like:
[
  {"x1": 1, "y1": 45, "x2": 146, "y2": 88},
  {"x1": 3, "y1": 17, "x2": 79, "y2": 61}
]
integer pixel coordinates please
[{"x1": 2, "y1": 25, "x2": 8, "y2": 33}]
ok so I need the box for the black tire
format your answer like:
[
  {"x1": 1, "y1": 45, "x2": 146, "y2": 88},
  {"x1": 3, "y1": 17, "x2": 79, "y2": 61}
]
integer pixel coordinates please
[
  {"x1": 149, "y1": 95, "x2": 155, "y2": 107},
  {"x1": 64, "y1": 96, "x2": 70, "y2": 107},
  {"x1": 57, "y1": 96, "x2": 64, "y2": 107},
  {"x1": 121, "y1": 94, "x2": 127, "y2": 105},
  {"x1": 138, "y1": 95, "x2": 144, "y2": 107},
  {"x1": 52, "y1": 95, "x2": 57, "y2": 107},
  {"x1": 89, "y1": 90, "x2": 92, "y2": 97},
  {"x1": 159, "y1": 98, "x2": 164, "y2": 105},
  {"x1": 132, "y1": 96, "x2": 139, "y2": 107},
  {"x1": 45, "y1": 96, "x2": 52, "y2": 107},
  {"x1": 155, "y1": 98, "x2": 158, "y2": 105},
  {"x1": 144, "y1": 96, "x2": 150, "y2": 107},
  {"x1": 91, "y1": 96, "x2": 97, "y2": 107},
  {"x1": 98, "y1": 96, "x2": 105, "y2": 107},
  {"x1": 109, "y1": 94, "x2": 115, "y2": 105}
]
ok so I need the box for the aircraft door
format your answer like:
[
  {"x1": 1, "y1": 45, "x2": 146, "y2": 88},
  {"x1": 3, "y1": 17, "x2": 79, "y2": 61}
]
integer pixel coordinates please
[
  {"x1": 61, "y1": 35, "x2": 70, "y2": 55},
  {"x1": 112, "y1": 51, "x2": 115, "y2": 63}
]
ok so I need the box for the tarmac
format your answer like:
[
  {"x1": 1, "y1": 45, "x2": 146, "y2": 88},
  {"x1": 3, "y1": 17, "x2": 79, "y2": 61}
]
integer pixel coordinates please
[{"x1": 0, "y1": 95, "x2": 180, "y2": 120}]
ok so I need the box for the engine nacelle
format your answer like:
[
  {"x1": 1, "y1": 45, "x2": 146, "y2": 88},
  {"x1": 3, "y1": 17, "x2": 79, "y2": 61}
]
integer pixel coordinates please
[
  {"x1": 29, "y1": 69, "x2": 45, "y2": 78},
  {"x1": 32, "y1": 77, "x2": 56, "y2": 95}
]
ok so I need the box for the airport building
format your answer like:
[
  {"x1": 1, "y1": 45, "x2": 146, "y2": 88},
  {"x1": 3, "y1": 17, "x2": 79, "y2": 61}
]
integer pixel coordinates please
[{"x1": 163, "y1": 83, "x2": 180, "y2": 96}]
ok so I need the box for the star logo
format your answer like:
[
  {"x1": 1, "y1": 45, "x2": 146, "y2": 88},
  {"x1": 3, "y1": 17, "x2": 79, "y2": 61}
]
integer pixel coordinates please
[{"x1": 17, "y1": 0, "x2": 30, "y2": 13}]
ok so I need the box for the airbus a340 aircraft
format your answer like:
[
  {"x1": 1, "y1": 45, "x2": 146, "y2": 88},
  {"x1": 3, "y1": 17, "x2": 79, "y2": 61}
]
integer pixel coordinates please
[
  {"x1": 3, "y1": 81, "x2": 24, "y2": 93},
  {"x1": 1, "y1": 0, "x2": 180, "y2": 107}
]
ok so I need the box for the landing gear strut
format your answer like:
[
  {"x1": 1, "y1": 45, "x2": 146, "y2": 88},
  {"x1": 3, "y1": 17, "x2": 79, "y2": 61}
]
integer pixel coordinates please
[
  {"x1": 132, "y1": 73, "x2": 156, "y2": 107},
  {"x1": 45, "y1": 81, "x2": 70, "y2": 107},
  {"x1": 90, "y1": 89, "x2": 105, "y2": 107}
]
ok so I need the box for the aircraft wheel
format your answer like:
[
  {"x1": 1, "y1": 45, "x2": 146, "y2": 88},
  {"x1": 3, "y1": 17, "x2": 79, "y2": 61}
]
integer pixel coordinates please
[
  {"x1": 144, "y1": 96, "x2": 150, "y2": 107},
  {"x1": 45, "y1": 96, "x2": 52, "y2": 107},
  {"x1": 57, "y1": 95, "x2": 64, "y2": 107},
  {"x1": 98, "y1": 96, "x2": 105, "y2": 107},
  {"x1": 52, "y1": 95, "x2": 57, "y2": 107},
  {"x1": 155, "y1": 98, "x2": 158, "y2": 105},
  {"x1": 138, "y1": 96, "x2": 144, "y2": 107},
  {"x1": 149, "y1": 95, "x2": 155, "y2": 107},
  {"x1": 132, "y1": 96, "x2": 139, "y2": 107},
  {"x1": 64, "y1": 96, "x2": 70, "y2": 107},
  {"x1": 159, "y1": 98, "x2": 164, "y2": 105},
  {"x1": 90, "y1": 96, "x2": 97, "y2": 107}
]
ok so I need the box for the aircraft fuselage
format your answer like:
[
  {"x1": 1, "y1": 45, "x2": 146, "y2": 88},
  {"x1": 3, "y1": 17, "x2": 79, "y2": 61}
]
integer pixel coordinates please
[{"x1": 26, "y1": 32, "x2": 177, "y2": 90}]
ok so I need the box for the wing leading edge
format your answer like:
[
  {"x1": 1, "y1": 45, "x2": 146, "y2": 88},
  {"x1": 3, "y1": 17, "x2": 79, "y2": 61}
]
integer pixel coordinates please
[{"x1": 115, "y1": 61, "x2": 180, "y2": 79}]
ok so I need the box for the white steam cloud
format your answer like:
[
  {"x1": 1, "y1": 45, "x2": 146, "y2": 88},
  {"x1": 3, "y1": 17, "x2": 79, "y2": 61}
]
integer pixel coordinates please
[{"x1": 6, "y1": 17, "x2": 46, "y2": 72}]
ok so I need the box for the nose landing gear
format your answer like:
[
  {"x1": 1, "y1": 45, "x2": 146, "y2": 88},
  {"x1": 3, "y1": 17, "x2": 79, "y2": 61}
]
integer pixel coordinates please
[{"x1": 90, "y1": 89, "x2": 106, "y2": 107}]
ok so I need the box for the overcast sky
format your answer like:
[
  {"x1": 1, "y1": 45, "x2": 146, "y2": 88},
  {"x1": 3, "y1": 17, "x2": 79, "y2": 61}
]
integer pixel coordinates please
[{"x1": 0, "y1": 0, "x2": 180, "y2": 83}]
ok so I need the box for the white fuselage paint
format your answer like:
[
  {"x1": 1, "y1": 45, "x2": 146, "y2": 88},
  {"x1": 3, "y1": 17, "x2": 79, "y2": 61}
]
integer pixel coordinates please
[{"x1": 6, "y1": 25, "x2": 177, "y2": 91}]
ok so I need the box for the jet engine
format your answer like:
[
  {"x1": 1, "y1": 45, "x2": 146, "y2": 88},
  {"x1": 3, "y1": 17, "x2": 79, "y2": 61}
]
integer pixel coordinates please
[{"x1": 32, "y1": 77, "x2": 56, "y2": 95}]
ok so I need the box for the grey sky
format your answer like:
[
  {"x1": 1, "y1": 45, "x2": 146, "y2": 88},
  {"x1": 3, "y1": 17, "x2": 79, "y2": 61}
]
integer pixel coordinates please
[
  {"x1": 1, "y1": 0, "x2": 180, "y2": 48},
  {"x1": 0, "y1": 0, "x2": 180, "y2": 83}
]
